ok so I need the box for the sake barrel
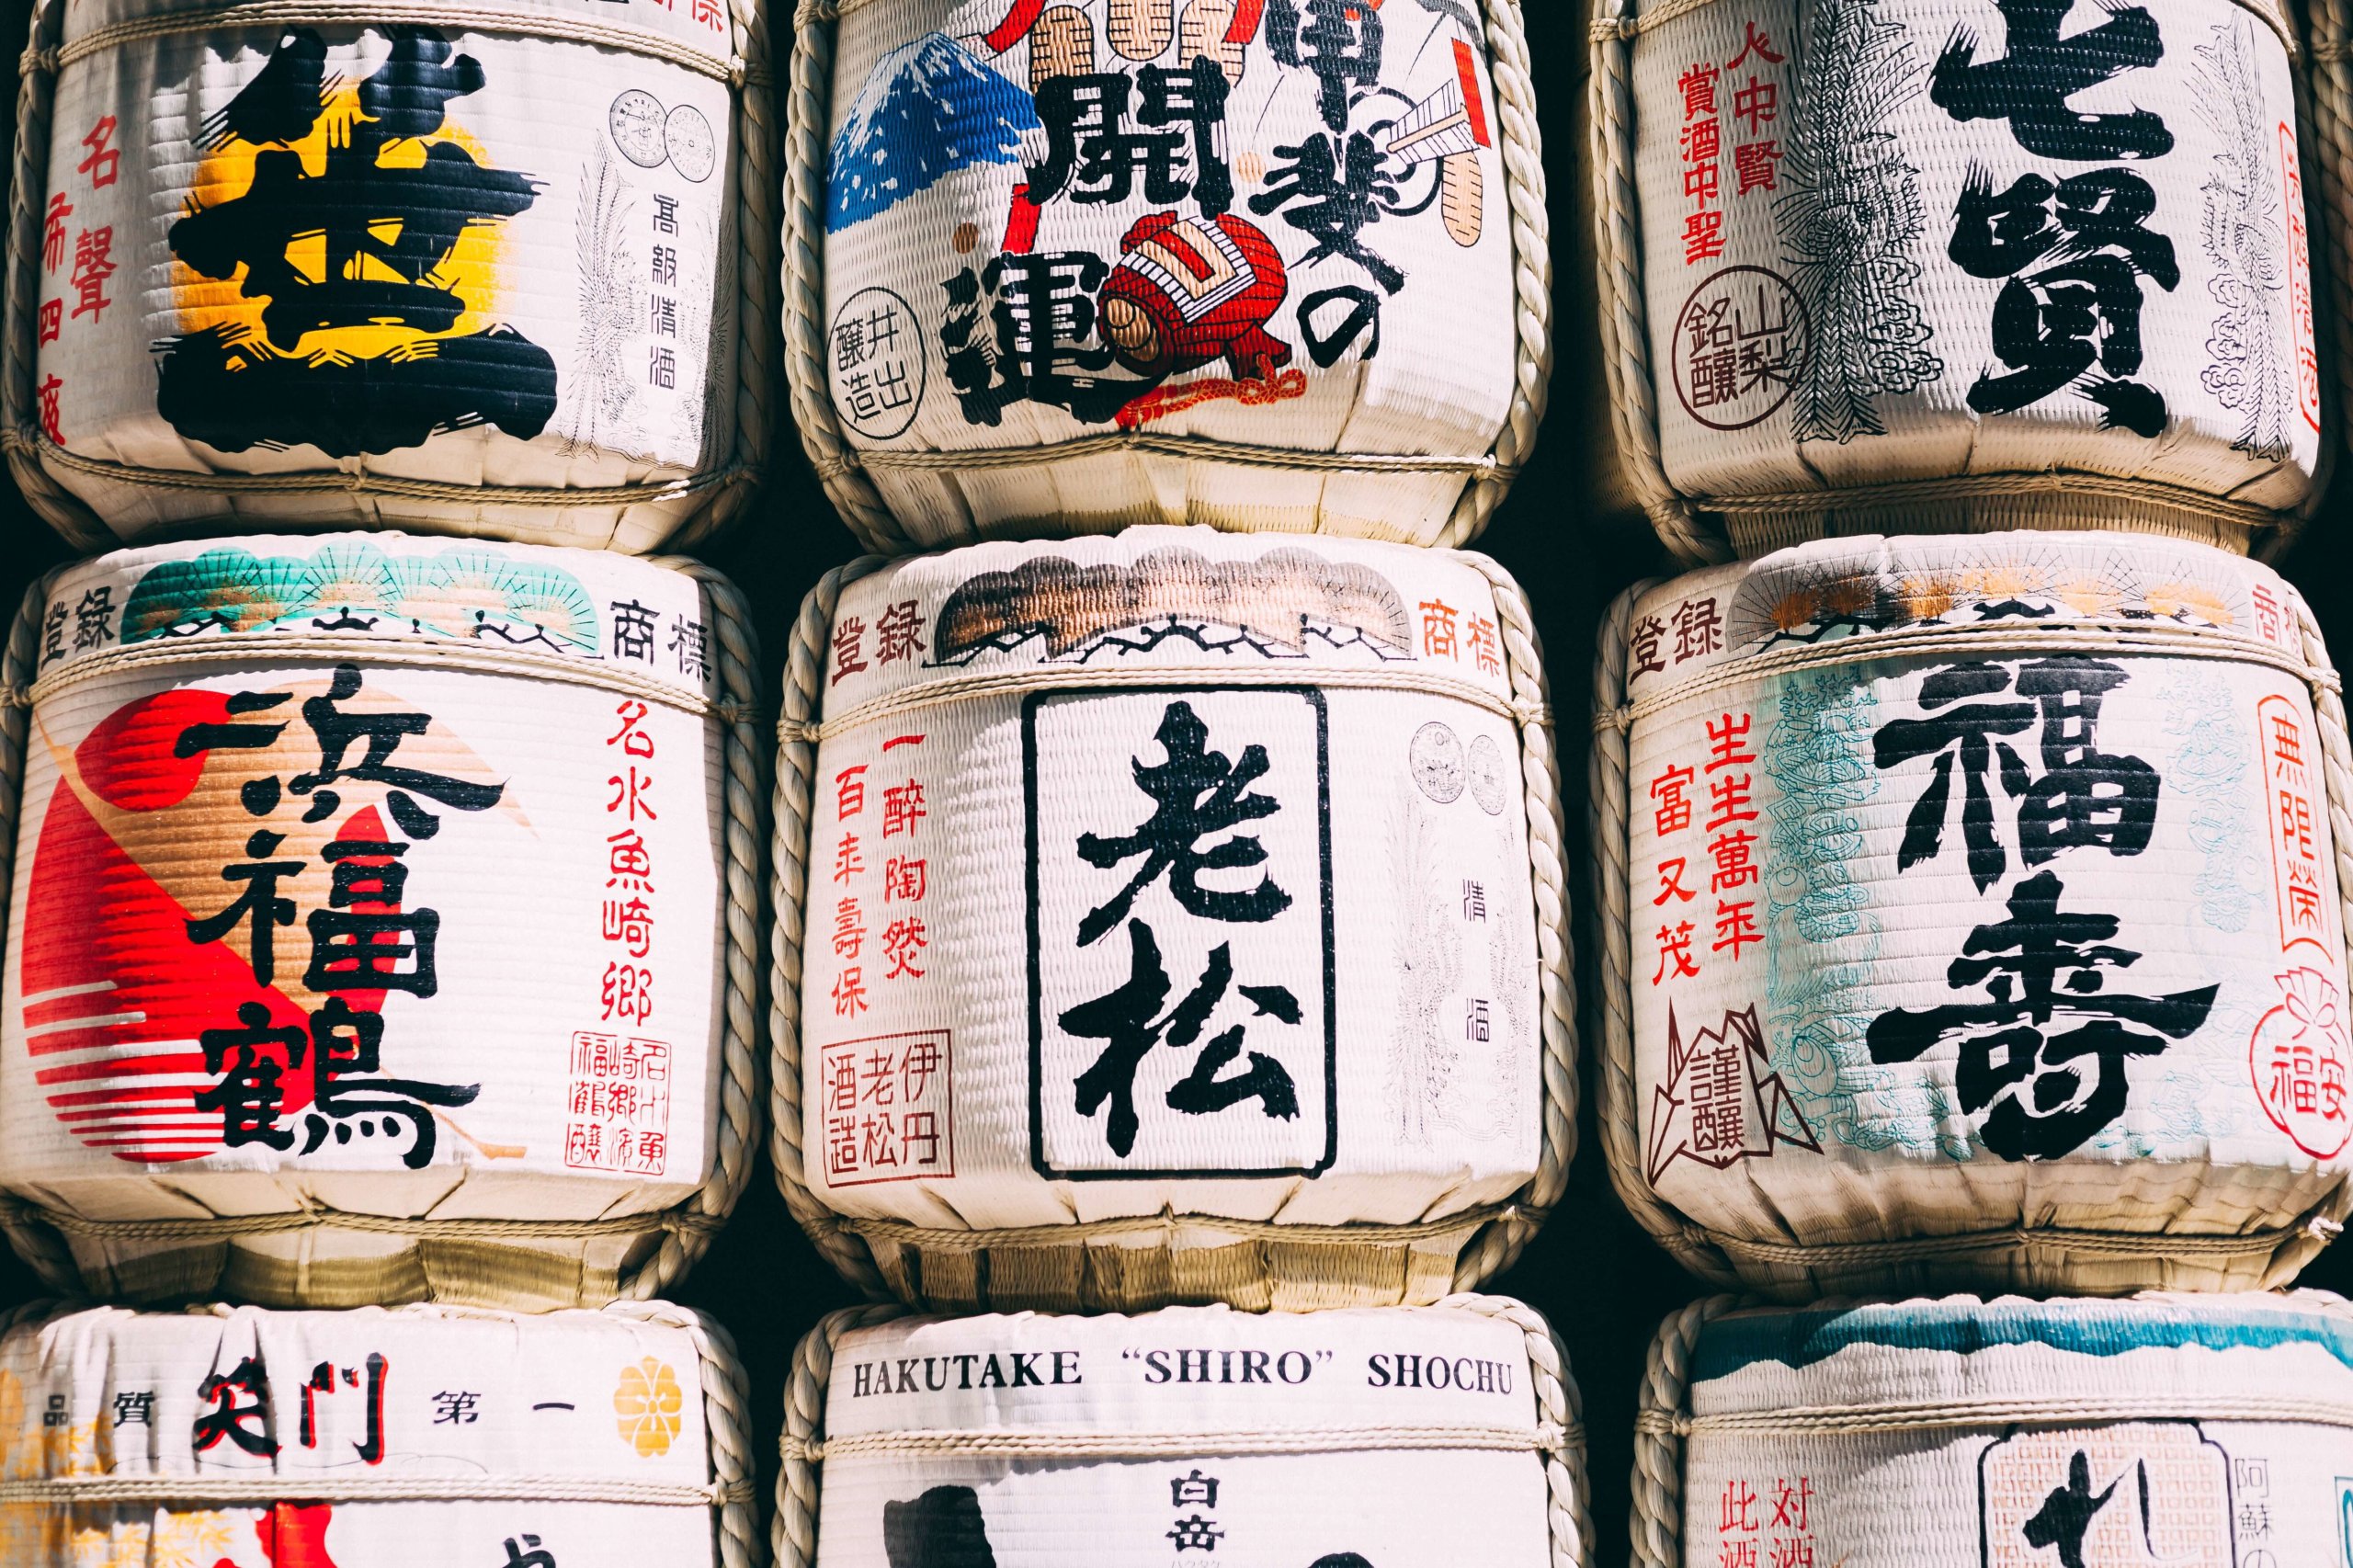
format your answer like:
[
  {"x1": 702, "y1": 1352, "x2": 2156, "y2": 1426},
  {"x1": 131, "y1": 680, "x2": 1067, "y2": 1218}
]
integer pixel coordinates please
[
  {"x1": 787, "y1": 0, "x2": 1549, "y2": 553},
  {"x1": 775, "y1": 1295, "x2": 1589, "y2": 1568},
  {"x1": 2, "y1": 0, "x2": 775, "y2": 553},
  {"x1": 0, "y1": 532, "x2": 765, "y2": 1309},
  {"x1": 0, "y1": 1300, "x2": 756, "y2": 1568},
  {"x1": 1591, "y1": 529, "x2": 2353, "y2": 1297},
  {"x1": 771, "y1": 525, "x2": 1573, "y2": 1311},
  {"x1": 1636, "y1": 1291, "x2": 2353, "y2": 1568},
  {"x1": 1588, "y1": 0, "x2": 2327, "y2": 562}
]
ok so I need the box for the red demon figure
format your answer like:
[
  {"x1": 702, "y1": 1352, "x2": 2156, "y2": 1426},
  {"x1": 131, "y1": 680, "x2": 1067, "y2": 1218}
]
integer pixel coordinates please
[{"x1": 1097, "y1": 211, "x2": 1291, "y2": 381}]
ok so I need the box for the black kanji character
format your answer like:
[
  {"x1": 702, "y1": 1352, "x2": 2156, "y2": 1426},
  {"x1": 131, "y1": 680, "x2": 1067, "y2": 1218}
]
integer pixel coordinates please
[
  {"x1": 501, "y1": 1536, "x2": 559, "y2": 1568},
  {"x1": 290, "y1": 663, "x2": 506, "y2": 838},
  {"x1": 195, "y1": 1001, "x2": 305, "y2": 1151},
  {"x1": 2013, "y1": 656, "x2": 2159, "y2": 866},
  {"x1": 296, "y1": 995, "x2": 480, "y2": 1168},
  {"x1": 193, "y1": 1356, "x2": 278, "y2": 1458},
  {"x1": 303, "y1": 840, "x2": 441, "y2": 997},
  {"x1": 1267, "y1": 0, "x2": 1384, "y2": 132},
  {"x1": 1029, "y1": 59, "x2": 1232, "y2": 215},
  {"x1": 1063, "y1": 919, "x2": 1301, "y2": 1158},
  {"x1": 159, "y1": 28, "x2": 557, "y2": 458},
  {"x1": 1931, "y1": 0, "x2": 2172, "y2": 161},
  {"x1": 2022, "y1": 1450, "x2": 2116, "y2": 1568},
  {"x1": 938, "y1": 253, "x2": 1137, "y2": 426},
  {"x1": 1949, "y1": 167, "x2": 2179, "y2": 434},
  {"x1": 1075, "y1": 699, "x2": 1293, "y2": 946},
  {"x1": 186, "y1": 829, "x2": 302, "y2": 982},
  {"x1": 1249, "y1": 130, "x2": 1433, "y2": 295},
  {"x1": 1874, "y1": 662, "x2": 2036, "y2": 892},
  {"x1": 178, "y1": 690, "x2": 294, "y2": 816},
  {"x1": 1866, "y1": 870, "x2": 2217, "y2": 1160}
]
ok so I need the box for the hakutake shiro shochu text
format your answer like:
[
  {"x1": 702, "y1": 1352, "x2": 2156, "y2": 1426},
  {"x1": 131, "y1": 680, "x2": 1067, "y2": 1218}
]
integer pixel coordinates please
[
  {"x1": 789, "y1": 0, "x2": 1550, "y2": 551},
  {"x1": 0, "y1": 1300, "x2": 756, "y2": 1567},
  {"x1": 772, "y1": 527, "x2": 1573, "y2": 1311},
  {"x1": 0, "y1": 534, "x2": 765, "y2": 1309},
  {"x1": 775, "y1": 1296, "x2": 1589, "y2": 1568},
  {"x1": 4, "y1": 0, "x2": 776, "y2": 551},
  {"x1": 1588, "y1": 0, "x2": 2330, "y2": 560},
  {"x1": 1633, "y1": 1293, "x2": 2353, "y2": 1568},
  {"x1": 1593, "y1": 530, "x2": 2353, "y2": 1296}
]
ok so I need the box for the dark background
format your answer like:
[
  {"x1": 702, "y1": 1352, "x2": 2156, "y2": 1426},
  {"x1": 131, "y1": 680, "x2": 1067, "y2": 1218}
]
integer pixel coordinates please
[{"x1": 2, "y1": 2, "x2": 2350, "y2": 1562}]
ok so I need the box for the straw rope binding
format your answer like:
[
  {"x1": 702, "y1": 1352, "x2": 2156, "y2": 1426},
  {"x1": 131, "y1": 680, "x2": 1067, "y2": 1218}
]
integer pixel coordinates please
[
  {"x1": 1, "y1": 0, "x2": 776, "y2": 552},
  {"x1": 766, "y1": 549, "x2": 1577, "y2": 1309},
  {"x1": 0, "y1": 558, "x2": 767, "y2": 1307},
  {"x1": 780, "y1": 0, "x2": 1552, "y2": 554}
]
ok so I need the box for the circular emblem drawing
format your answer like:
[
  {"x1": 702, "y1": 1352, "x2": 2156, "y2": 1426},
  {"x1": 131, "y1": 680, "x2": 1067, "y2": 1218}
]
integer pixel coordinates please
[
  {"x1": 608, "y1": 90, "x2": 669, "y2": 168},
  {"x1": 828, "y1": 286, "x2": 926, "y2": 441},
  {"x1": 1409, "y1": 722, "x2": 1465, "y2": 804},
  {"x1": 1671, "y1": 265, "x2": 1811, "y2": 432},
  {"x1": 2250, "y1": 966, "x2": 2353, "y2": 1157},
  {"x1": 1467, "y1": 733, "x2": 1507, "y2": 815},
  {"x1": 665, "y1": 105, "x2": 716, "y2": 183}
]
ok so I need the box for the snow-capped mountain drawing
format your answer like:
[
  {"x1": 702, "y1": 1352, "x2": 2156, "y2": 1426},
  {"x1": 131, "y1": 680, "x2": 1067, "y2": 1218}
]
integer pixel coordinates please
[{"x1": 829, "y1": 32, "x2": 1041, "y2": 232}]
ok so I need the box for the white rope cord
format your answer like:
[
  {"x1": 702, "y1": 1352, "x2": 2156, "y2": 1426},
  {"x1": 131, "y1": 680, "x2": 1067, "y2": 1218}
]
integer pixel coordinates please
[
  {"x1": 34, "y1": 0, "x2": 743, "y2": 81},
  {"x1": 780, "y1": 660, "x2": 1546, "y2": 744},
  {"x1": 779, "y1": 0, "x2": 1549, "y2": 553},
  {"x1": 0, "y1": 561, "x2": 767, "y2": 1309},
  {"x1": 1, "y1": 0, "x2": 777, "y2": 551},
  {"x1": 1590, "y1": 570, "x2": 2353, "y2": 1295},
  {"x1": 767, "y1": 551, "x2": 1574, "y2": 1307},
  {"x1": 0, "y1": 1474, "x2": 752, "y2": 1506},
  {"x1": 784, "y1": 1422, "x2": 1580, "y2": 1462},
  {"x1": 22, "y1": 629, "x2": 745, "y2": 721},
  {"x1": 775, "y1": 1297, "x2": 1591, "y2": 1568},
  {"x1": 1652, "y1": 1392, "x2": 2353, "y2": 1438},
  {"x1": 1629, "y1": 1295, "x2": 1737, "y2": 1568},
  {"x1": 1603, "y1": 618, "x2": 2335, "y2": 734},
  {"x1": 1586, "y1": 0, "x2": 2307, "y2": 562}
]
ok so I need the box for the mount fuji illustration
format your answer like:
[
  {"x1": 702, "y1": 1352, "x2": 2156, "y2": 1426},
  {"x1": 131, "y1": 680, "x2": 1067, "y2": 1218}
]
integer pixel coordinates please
[{"x1": 829, "y1": 32, "x2": 1041, "y2": 233}]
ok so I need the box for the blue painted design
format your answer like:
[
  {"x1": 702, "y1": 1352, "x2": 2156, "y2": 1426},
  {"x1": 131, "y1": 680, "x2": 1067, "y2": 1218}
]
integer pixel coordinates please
[
  {"x1": 1695, "y1": 1298, "x2": 2353, "y2": 1383},
  {"x1": 829, "y1": 33, "x2": 1040, "y2": 233},
  {"x1": 2161, "y1": 671, "x2": 2262, "y2": 938}
]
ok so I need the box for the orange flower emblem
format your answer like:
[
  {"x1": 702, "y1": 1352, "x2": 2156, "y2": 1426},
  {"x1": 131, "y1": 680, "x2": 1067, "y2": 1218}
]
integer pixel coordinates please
[{"x1": 613, "y1": 1358, "x2": 684, "y2": 1458}]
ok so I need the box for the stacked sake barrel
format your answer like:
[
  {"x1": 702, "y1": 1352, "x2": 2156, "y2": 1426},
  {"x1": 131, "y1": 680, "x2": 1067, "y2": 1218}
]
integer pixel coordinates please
[
  {"x1": 0, "y1": 1301, "x2": 756, "y2": 1568},
  {"x1": 775, "y1": 1297, "x2": 1587, "y2": 1568},
  {"x1": 1589, "y1": 0, "x2": 2329, "y2": 558},
  {"x1": 1634, "y1": 1291, "x2": 2353, "y2": 1567},
  {"x1": 786, "y1": 0, "x2": 1551, "y2": 549},
  {"x1": 6, "y1": 0, "x2": 777, "y2": 551}
]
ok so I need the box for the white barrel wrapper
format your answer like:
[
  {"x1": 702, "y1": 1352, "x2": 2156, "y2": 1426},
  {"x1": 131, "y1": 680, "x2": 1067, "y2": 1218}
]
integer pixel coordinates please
[
  {"x1": 1598, "y1": 530, "x2": 2353, "y2": 1295},
  {"x1": 776, "y1": 526, "x2": 1567, "y2": 1311},
  {"x1": 0, "y1": 532, "x2": 758, "y2": 1308},
  {"x1": 1598, "y1": 0, "x2": 2322, "y2": 555},
  {"x1": 782, "y1": 1297, "x2": 1586, "y2": 1568},
  {"x1": 792, "y1": 0, "x2": 1542, "y2": 551},
  {"x1": 0, "y1": 1301, "x2": 752, "y2": 1568},
  {"x1": 1643, "y1": 1292, "x2": 2353, "y2": 1568},
  {"x1": 10, "y1": 0, "x2": 764, "y2": 551}
]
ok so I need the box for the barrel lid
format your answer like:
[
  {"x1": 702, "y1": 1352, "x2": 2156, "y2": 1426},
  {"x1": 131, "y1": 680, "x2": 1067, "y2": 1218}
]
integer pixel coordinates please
[
  {"x1": 61, "y1": 0, "x2": 739, "y2": 70},
  {"x1": 39, "y1": 532, "x2": 714, "y2": 706}
]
